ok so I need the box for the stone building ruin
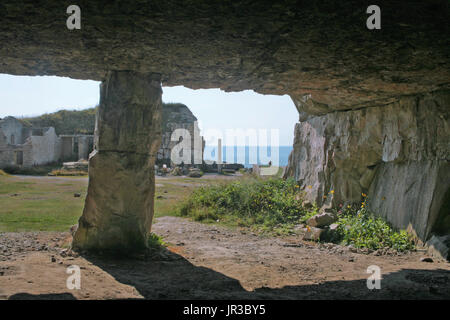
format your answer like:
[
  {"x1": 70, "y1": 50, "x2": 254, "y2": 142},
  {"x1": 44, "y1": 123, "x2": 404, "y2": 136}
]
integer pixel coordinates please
[
  {"x1": 157, "y1": 103, "x2": 204, "y2": 167},
  {"x1": 1, "y1": 102, "x2": 203, "y2": 170},
  {"x1": 0, "y1": 116, "x2": 93, "y2": 168}
]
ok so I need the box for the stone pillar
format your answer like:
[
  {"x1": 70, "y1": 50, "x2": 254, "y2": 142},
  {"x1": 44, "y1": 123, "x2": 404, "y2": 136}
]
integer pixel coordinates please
[{"x1": 72, "y1": 71, "x2": 162, "y2": 253}]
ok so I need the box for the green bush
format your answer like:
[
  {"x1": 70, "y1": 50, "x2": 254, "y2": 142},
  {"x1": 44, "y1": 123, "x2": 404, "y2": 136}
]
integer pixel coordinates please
[
  {"x1": 177, "y1": 177, "x2": 306, "y2": 234},
  {"x1": 332, "y1": 199, "x2": 415, "y2": 252}
]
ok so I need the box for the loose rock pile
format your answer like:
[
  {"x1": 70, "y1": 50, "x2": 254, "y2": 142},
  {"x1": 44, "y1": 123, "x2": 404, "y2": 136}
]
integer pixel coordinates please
[
  {"x1": 0, "y1": 232, "x2": 66, "y2": 261},
  {"x1": 299, "y1": 207, "x2": 338, "y2": 241}
]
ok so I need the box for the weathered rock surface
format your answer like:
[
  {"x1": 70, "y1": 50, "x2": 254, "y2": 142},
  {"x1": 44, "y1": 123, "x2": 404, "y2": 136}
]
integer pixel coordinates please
[
  {"x1": 72, "y1": 71, "x2": 162, "y2": 252},
  {"x1": 285, "y1": 90, "x2": 450, "y2": 241},
  {"x1": 306, "y1": 212, "x2": 337, "y2": 228},
  {"x1": 0, "y1": 1, "x2": 449, "y2": 111},
  {"x1": 301, "y1": 227, "x2": 325, "y2": 241},
  {"x1": 426, "y1": 235, "x2": 450, "y2": 261}
]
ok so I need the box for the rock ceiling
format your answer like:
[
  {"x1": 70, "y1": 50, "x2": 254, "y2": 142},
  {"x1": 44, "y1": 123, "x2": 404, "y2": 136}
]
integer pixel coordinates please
[{"x1": 0, "y1": 0, "x2": 448, "y2": 114}]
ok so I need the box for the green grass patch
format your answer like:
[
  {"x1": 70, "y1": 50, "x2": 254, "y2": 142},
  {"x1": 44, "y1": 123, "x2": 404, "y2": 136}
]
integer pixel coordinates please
[
  {"x1": 0, "y1": 175, "x2": 87, "y2": 232},
  {"x1": 0, "y1": 180, "x2": 35, "y2": 195}
]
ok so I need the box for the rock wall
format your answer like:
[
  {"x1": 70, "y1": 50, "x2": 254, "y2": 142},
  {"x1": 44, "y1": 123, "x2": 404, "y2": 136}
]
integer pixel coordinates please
[{"x1": 285, "y1": 90, "x2": 450, "y2": 241}]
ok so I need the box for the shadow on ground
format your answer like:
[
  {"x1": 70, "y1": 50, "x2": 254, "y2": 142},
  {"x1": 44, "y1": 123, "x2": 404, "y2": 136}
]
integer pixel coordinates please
[
  {"x1": 6, "y1": 247, "x2": 450, "y2": 300},
  {"x1": 9, "y1": 293, "x2": 77, "y2": 300},
  {"x1": 70, "y1": 248, "x2": 450, "y2": 300}
]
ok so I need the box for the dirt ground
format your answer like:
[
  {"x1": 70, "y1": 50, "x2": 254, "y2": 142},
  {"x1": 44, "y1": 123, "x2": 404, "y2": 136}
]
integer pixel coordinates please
[{"x1": 0, "y1": 216, "x2": 449, "y2": 300}]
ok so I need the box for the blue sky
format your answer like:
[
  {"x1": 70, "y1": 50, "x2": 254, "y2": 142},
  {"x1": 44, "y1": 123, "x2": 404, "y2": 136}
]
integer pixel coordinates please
[{"x1": 0, "y1": 74, "x2": 298, "y2": 146}]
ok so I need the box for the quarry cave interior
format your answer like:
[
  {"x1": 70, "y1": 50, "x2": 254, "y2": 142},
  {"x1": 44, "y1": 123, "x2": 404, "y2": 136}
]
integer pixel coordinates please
[{"x1": 0, "y1": 0, "x2": 449, "y2": 302}]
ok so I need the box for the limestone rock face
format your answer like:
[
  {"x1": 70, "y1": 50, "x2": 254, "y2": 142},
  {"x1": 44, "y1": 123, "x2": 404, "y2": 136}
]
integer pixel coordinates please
[
  {"x1": 72, "y1": 71, "x2": 162, "y2": 253},
  {"x1": 285, "y1": 90, "x2": 450, "y2": 241}
]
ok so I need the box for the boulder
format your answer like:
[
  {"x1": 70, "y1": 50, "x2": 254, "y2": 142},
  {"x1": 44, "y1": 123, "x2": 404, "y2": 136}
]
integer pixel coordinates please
[
  {"x1": 426, "y1": 235, "x2": 450, "y2": 261},
  {"x1": 306, "y1": 212, "x2": 337, "y2": 228},
  {"x1": 301, "y1": 200, "x2": 313, "y2": 209},
  {"x1": 302, "y1": 227, "x2": 324, "y2": 241},
  {"x1": 188, "y1": 168, "x2": 203, "y2": 178}
]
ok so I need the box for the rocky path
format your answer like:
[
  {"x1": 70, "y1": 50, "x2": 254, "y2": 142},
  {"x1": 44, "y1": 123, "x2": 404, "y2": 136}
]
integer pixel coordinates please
[{"x1": 0, "y1": 216, "x2": 449, "y2": 299}]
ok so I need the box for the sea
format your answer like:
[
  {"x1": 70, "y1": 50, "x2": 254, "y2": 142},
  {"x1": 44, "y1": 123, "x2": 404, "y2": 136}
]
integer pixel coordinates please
[{"x1": 203, "y1": 145, "x2": 293, "y2": 168}]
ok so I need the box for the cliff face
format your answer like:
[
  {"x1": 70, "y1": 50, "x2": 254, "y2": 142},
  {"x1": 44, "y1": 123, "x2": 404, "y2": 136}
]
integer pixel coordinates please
[{"x1": 285, "y1": 90, "x2": 450, "y2": 240}]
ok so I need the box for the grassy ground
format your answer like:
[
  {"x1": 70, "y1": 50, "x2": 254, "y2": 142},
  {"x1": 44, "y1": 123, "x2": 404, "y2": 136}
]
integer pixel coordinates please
[
  {"x1": 0, "y1": 174, "x2": 229, "y2": 232},
  {"x1": 0, "y1": 175, "x2": 88, "y2": 232}
]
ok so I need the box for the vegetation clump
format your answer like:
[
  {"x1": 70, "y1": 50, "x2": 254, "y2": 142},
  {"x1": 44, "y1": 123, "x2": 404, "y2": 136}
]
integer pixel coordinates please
[
  {"x1": 2, "y1": 164, "x2": 60, "y2": 176},
  {"x1": 178, "y1": 178, "x2": 415, "y2": 251},
  {"x1": 327, "y1": 197, "x2": 415, "y2": 252},
  {"x1": 147, "y1": 233, "x2": 166, "y2": 249},
  {"x1": 24, "y1": 107, "x2": 97, "y2": 135},
  {"x1": 178, "y1": 177, "x2": 307, "y2": 235}
]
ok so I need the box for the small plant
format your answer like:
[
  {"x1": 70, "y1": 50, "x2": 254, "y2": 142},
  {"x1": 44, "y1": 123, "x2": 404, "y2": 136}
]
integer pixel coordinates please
[
  {"x1": 147, "y1": 233, "x2": 166, "y2": 249},
  {"x1": 299, "y1": 203, "x2": 319, "y2": 223},
  {"x1": 0, "y1": 169, "x2": 9, "y2": 176}
]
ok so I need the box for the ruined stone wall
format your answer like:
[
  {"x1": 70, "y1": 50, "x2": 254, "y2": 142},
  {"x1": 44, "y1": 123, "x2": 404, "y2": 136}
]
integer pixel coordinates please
[
  {"x1": 28, "y1": 127, "x2": 61, "y2": 166},
  {"x1": 0, "y1": 132, "x2": 15, "y2": 167},
  {"x1": 0, "y1": 117, "x2": 27, "y2": 145},
  {"x1": 21, "y1": 142, "x2": 33, "y2": 167},
  {"x1": 77, "y1": 136, "x2": 93, "y2": 160},
  {"x1": 285, "y1": 90, "x2": 450, "y2": 241},
  {"x1": 0, "y1": 120, "x2": 24, "y2": 167}
]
